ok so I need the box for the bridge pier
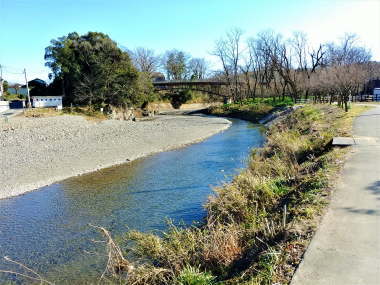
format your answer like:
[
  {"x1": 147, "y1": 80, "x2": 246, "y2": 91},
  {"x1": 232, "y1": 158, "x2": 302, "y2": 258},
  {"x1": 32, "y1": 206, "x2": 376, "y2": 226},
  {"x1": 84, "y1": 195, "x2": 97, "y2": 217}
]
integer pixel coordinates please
[{"x1": 224, "y1": 97, "x2": 233, "y2": 104}]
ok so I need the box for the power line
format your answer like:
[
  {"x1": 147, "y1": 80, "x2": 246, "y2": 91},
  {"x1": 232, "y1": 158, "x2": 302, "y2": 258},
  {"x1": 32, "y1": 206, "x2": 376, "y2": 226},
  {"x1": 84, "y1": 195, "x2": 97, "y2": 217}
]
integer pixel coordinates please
[
  {"x1": 1, "y1": 65, "x2": 24, "y2": 74},
  {"x1": 2, "y1": 66, "x2": 47, "y2": 74},
  {"x1": 2, "y1": 71, "x2": 24, "y2": 75}
]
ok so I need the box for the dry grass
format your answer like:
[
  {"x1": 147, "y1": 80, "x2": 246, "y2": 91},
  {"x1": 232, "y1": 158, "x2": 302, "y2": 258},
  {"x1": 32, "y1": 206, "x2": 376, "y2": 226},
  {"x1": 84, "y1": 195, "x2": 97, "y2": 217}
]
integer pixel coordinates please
[
  {"x1": 63, "y1": 107, "x2": 108, "y2": 122},
  {"x1": 23, "y1": 108, "x2": 62, "y2": 118},
  {"x1": 0, "y1": 256, "x2": 53, "y2": 284},
  {"x1": 90, "y1": 224, "x2": 132, "y2": 280},
  {"x1": 109, "y1": 104, "x2": 370, "y2": 285},
  {"x1": 22, "y1": 106, "x2": 109, "y2": 122}
]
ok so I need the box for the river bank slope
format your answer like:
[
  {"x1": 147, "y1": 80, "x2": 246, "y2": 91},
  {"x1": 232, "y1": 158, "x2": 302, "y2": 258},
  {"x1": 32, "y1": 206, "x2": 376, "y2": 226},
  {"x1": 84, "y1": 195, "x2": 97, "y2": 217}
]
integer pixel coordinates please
[
  {"x1": 117, "y1": 104, "x2": 370, "y2": 285},
  {"x1": 0, "y1": 114, "x2": 231, "y2": 199}
]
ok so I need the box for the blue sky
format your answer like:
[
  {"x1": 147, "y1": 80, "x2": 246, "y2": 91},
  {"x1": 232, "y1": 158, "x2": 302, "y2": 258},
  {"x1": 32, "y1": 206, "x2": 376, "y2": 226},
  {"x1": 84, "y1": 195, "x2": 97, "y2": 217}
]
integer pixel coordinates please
[{"x1": 1, "y1": 0, "x2": 379, "y2": 82}]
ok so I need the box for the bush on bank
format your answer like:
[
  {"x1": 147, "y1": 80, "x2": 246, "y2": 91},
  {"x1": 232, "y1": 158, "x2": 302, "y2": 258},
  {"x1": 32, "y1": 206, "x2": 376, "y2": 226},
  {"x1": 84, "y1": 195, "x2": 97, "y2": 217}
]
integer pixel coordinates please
[{"x1": 109, "y1": 104, "x2": 367, "y2": 284}]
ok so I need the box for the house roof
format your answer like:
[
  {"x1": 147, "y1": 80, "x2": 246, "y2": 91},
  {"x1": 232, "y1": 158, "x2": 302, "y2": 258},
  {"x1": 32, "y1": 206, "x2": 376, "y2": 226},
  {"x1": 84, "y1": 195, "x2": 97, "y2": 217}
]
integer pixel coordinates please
[
  {"x1": 29, "y1": 78, "x2": 46, "y2": 85},
  {"x1": 8, "y1": 83, "x2": 23, "y2": 88},
  {"x1": 21, "y1": 78, "x2": 47, "y2": 88},
  {"x1": 31, "y1": 96, "x2": 62, "y2": 98}
]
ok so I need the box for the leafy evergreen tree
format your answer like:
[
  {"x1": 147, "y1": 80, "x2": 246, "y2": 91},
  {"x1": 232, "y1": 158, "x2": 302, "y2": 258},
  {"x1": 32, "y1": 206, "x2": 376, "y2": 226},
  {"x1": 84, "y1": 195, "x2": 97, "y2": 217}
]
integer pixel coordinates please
[{"x1": 45, "y1": 32, "x2": 154, "y2": 107}]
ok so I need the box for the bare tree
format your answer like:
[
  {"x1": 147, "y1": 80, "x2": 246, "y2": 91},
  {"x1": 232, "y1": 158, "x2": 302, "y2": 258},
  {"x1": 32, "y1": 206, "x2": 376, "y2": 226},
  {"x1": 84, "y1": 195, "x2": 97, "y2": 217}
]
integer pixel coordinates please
[
  {"x1": 187, "y1": 58, "x2": 208, "y2": 79},
  {"x1": 210, "y1": 28, "x2": 372, "y2": 108},
  {"x1": 324, "y1": 33, "x2": 372, "y2": 110},
  {"x1": 290, "y1": 31, "x2": 325, "y2": 99},
  {"x1": 212, "y1": 28, "x2": 244, "y2": 101},
  {"x1": 240, "y1": 49, "x2": 254, "y2": 99},
  {"x1": 254, "y1": 31, "x2": 282, "y2": 99},
  {"x1": 254, "y1": 31, "x2": 302, "y2": 101},
  {"x1": 132, "y1": 47, "x2": 159, "y2": 74},
  {"x1": 326, "y1": 33, "x2": 371, "y2": 66}
]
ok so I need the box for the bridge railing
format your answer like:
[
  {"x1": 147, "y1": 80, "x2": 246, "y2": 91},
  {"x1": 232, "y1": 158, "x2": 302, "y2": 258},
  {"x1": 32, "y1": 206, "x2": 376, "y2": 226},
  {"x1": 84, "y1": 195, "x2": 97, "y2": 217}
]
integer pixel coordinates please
[{"x1": 152, "y1": 80, "x2": 230, "y2": 87}]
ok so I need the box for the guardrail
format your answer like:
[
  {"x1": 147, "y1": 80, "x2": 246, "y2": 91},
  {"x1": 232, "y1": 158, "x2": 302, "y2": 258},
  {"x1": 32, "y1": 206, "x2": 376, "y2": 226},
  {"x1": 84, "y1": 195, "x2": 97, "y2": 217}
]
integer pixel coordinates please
[{"x1": 352, "y1": 94, "x2": 380, "y2": 102}]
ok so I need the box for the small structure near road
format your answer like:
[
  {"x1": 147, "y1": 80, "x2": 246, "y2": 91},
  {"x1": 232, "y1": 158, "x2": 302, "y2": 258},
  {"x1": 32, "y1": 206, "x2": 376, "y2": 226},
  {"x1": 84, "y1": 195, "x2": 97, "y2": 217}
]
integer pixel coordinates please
[
  {"x1": 332, "y1": 136, "x2": 379, "y2": 146},
  {"x1": 332, "y1": 137, "x2": 356, "y2": 146},
  {"x1": 355, "y1": 78, "x2": 380, "y2": 102},
  {"x1": 0, "y1": 101, "x2": 9, "y2": 113},
  {"x1": 31, "y1": 96, "x2": 63, "y2": 109}
]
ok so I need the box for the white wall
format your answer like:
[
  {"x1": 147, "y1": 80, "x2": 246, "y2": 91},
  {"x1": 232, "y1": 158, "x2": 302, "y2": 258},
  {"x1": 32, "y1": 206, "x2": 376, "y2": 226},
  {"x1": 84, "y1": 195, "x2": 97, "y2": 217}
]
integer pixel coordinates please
[
  {"x1": 0, "y1": 101, "x2": 10, "y2": 113},
  {"x1": 32, "y1": 96, "x2": 63, "y2": 109}
]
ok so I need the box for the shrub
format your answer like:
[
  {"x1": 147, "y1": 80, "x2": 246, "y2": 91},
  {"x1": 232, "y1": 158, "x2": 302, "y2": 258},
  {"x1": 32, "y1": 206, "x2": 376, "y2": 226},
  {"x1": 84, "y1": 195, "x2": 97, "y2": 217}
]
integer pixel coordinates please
[
  {"x1": 169, "y1": 90, "x2": 193, "y2": 109},
  {"x1": 176, "y1": 266, "x2": 216, "y2": 285}
]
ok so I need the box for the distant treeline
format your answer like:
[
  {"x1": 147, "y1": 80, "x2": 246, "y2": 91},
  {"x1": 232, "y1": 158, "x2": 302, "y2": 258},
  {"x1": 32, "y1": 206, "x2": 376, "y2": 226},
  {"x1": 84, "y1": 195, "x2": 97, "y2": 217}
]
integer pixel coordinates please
[
  {"x1": 211, "y1": 28, "x2": 379, "y2": 111},
  {"x1": 41, "y1": 29, "x2": 379, "y2": 110},
  {"x1": 41, "y1": 32, "x2": 209, "y2": 108}
]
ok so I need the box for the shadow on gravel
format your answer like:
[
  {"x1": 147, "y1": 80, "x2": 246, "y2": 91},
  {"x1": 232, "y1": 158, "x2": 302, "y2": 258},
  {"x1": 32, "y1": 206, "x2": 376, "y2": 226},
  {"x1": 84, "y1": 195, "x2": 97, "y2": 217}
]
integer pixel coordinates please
[
  {"x1": 366, "y1": 180, "x2": 380, "y2": 200},
  {"x1": 356, "y1": 113, "x2": 380, "y2": 118},
  {"x1": 339, "y1": 207, "x2": 380, "y2": 216}
]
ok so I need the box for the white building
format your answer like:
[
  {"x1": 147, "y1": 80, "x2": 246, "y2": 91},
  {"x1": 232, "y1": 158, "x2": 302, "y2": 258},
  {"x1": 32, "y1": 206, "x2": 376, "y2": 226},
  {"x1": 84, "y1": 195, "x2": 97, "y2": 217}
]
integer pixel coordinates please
[
  {"x1": 0, "y1": 101, "x2": 9, "y2": 113},
  {"x1": 31, "y1": 96, "x2": 63, "y2": 109},
  {"x1": 374, "y1": 88, "x2": 380, "y2": 96}
]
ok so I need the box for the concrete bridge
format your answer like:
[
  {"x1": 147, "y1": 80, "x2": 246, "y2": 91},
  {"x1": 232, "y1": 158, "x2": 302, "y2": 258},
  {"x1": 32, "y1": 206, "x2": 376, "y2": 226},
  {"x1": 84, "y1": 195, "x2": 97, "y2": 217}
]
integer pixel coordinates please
[{"x1": 152, "y1": 80, "x2": 230, "y2": 98}]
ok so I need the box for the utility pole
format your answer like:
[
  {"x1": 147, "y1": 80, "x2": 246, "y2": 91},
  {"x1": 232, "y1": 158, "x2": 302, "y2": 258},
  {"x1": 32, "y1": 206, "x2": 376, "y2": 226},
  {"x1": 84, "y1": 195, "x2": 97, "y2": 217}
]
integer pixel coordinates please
[
  {"x1": 0, "y1": 64, "x2": 3, "y2": 100},
  {"x1": 24, "y1": 68, "x2": 31, "y2": 108}
]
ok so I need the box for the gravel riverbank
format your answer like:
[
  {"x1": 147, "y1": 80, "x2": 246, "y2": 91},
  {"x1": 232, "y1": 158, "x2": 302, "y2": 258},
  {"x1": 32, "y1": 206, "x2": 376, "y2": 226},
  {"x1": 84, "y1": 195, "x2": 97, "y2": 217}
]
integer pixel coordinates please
[{"x1": 0, "y1": 114, "x2": 231, "y2": 199}]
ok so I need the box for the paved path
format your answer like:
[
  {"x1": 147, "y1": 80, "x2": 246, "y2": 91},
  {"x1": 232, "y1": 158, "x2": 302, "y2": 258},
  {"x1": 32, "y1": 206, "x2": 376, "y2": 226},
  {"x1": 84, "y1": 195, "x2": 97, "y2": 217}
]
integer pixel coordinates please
[
  {"x1": 292, "y1": 105, "x2": 380, "y2": 285},
  {"x1": 0, "y1": 108, "x2": 23, "y2": 118}
]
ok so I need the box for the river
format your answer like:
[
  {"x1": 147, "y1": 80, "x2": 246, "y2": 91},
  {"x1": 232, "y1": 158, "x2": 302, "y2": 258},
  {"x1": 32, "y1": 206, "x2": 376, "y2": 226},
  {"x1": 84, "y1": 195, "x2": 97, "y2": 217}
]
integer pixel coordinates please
[{"x1": 0, "y1": 118, "x2": 264, "y2": 283}]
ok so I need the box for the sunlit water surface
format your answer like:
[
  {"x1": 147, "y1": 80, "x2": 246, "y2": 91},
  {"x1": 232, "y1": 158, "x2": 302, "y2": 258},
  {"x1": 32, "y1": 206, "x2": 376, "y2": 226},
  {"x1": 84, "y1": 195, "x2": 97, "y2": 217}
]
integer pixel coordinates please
[{"x1": 0, "y1": 118, "x2": 264, "y2": 283}]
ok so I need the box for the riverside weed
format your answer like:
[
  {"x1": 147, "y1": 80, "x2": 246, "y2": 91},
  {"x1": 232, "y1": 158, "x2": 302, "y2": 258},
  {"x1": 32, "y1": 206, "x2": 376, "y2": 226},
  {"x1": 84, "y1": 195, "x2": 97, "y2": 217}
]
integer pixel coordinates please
[
  {"x1": 176, "y1": 266, "x2": 216, "y2": 285},
  {"x1": 115, "y1": 104, "x2": 370, "y2": 284}
]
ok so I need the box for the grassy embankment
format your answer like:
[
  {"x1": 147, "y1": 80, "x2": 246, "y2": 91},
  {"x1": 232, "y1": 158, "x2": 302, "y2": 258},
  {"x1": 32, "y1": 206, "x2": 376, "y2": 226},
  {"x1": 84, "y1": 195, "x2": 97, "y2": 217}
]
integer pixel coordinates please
[
  {"x1": 23, "y1": 107, "x2": 107, "y2": 121},
  {"x1": 207, "y1": 97, "x2": 294, "y2": 122},
  {"x1": 104, "y1": 103, "x2": 369, "y2": 285}
]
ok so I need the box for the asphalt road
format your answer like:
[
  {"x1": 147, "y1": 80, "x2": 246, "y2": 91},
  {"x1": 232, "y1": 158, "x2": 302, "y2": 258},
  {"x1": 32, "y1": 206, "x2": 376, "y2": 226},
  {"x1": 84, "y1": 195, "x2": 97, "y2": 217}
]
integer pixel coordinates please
[{"x1": 292, "y1": 105, "x2": 380, "y2": 284}]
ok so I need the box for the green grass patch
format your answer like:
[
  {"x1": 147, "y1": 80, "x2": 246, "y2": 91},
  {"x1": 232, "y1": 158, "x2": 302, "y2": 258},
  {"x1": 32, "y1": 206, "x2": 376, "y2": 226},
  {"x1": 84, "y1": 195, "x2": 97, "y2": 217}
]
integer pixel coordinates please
[
  {"x1": 177, "y1": 266, "x2": 216, "y2": 285},
  {"x1": 208, "y1": 103, "x2": 274, "y2": 122},
  {"x1": 207, "y1": 98, "x2": 293, "y2": 123},
  {"x1": 241, "y1": 97, "x2": 294, "y2": 108}
]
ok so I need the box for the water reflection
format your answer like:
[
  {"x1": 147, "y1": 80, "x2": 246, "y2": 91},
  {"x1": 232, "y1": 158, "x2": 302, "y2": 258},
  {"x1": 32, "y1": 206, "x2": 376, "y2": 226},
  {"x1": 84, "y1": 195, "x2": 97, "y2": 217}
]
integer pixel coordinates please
[{"x1": 0, "y1": 118, "x2": 264, "y2": 283}]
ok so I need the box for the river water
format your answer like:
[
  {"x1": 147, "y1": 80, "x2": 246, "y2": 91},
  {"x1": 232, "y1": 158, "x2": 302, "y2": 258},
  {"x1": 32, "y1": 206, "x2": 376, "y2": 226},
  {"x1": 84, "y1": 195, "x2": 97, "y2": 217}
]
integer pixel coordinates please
[{"x1": 0, "y1": 118, "x2": 264, "y2": 283}]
